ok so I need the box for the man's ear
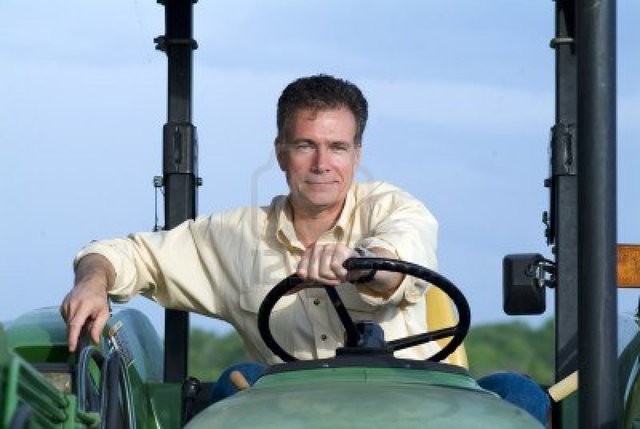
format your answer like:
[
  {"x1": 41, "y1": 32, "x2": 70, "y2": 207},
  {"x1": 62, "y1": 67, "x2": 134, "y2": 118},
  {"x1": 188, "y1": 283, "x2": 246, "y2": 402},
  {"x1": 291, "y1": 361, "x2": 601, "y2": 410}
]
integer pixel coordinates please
[{"x1": 275, "y1": 137, "x2": 287, "y2": 171}]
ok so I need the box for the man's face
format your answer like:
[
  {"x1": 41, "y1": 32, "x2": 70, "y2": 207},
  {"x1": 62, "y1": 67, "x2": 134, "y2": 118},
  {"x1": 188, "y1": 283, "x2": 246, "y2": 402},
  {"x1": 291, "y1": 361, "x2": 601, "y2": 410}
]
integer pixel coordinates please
[{"x1": 276, "y1": 106, "x2": 361, "y2": 215}]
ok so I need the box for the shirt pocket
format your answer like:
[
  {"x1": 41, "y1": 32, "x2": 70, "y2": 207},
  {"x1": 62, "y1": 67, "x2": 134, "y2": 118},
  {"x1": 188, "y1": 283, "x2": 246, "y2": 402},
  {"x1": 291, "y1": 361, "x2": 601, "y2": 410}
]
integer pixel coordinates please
[
  {"x1": 239, "y1": 286, "x2": 298, "y2": 355},
  {"x1": 239, "y1": 287, "x2": 297, "y2": 314}
]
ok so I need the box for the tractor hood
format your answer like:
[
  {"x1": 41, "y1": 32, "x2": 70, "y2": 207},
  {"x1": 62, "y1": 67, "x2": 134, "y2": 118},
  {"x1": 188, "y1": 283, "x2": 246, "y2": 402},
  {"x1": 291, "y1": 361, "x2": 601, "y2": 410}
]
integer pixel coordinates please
[{"x1": 187, "y1": 363, "x2": 542, "y2": 429}]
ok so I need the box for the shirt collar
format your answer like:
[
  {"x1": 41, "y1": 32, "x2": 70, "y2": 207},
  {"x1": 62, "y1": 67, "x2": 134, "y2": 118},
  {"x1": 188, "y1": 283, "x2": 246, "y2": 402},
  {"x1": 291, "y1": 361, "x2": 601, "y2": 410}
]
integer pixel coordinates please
[
  {"x1": 274, "y1": 184, "x2": 356, "y2": 250},
  {"x1": 274, "y1": 197, "x2": 302, "y2": 251},
  {"x1": 333, "y1": 185, "x2": 356, "y2": 238}
]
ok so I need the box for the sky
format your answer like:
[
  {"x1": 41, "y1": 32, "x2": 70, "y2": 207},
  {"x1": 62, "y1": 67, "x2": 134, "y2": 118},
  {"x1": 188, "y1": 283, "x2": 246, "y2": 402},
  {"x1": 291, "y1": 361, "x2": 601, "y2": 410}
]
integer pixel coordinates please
[{"x1": 1, "y1": 1, "x2": 638, "y2": 336}]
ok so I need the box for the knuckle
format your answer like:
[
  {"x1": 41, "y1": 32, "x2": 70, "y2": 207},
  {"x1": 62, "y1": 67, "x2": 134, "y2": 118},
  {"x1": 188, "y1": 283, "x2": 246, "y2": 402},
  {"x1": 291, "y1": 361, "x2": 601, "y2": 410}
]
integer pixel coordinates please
[{"x1": 309, "y1": 273, "x2": 322, "y2": 283}]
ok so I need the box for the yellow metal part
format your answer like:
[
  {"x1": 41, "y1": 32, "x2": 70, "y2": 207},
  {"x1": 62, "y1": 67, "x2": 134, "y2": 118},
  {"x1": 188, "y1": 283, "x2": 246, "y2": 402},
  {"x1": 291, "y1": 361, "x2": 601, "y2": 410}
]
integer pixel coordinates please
[
  {"x1": 548, "y1": 370, "x2": 578, "y2": 402},
  {"x1": 425, "y1": 287, "x2": 469, "y2": 369},
  {"x1": 618, "y1": 244, "x2": 640, "y2": 287}
]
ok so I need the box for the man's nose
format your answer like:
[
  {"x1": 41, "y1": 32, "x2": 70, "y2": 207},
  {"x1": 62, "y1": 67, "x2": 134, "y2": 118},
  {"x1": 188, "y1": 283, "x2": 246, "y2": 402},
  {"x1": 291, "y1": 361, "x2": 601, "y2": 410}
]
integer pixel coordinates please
[{"x1": 311, "y1": 147, "x2": 331, "y2": 172}]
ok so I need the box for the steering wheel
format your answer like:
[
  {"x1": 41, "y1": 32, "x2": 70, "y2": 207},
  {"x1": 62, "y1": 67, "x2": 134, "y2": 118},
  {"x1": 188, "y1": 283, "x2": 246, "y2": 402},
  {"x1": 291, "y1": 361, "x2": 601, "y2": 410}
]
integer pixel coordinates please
[{"x1": 257, "y1": 257, "x2": 471, "y2": 362}]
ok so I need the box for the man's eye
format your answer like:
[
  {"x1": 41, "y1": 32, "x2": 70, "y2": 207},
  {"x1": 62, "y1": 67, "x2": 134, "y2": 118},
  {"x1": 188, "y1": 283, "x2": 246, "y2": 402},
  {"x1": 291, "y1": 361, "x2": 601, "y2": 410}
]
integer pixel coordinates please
[
  {"x1": 297, "y1": 143, "x2": 313, "y2": 151},
  {"x1": 331, "y1": 144, "x2": 349, "y2": 152}
]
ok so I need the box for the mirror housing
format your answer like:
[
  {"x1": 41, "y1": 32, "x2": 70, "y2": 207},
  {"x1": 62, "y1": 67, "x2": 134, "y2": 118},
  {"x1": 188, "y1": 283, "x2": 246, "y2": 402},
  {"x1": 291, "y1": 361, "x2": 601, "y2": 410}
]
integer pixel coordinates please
[{"x1": 503, "y1": 253, "x2": 547, "y2": 315}]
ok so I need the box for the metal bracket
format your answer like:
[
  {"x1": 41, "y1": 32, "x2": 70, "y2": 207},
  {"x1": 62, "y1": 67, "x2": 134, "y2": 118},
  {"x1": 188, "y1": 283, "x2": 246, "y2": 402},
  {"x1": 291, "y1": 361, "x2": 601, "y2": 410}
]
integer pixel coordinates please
[
  {"x1": 154, "y1": 36, "x2": 199, "y2": 52},
  {"x1": 530, "y1": 257, "x2": 556, "y2": 289},
  {"x1": 544, "y1": 123, "x2": 576, "y2": 245},
  {"x1": 542, "y1": 210, "x2": 552, "y2": 244},
  {"x1": 550, "y1": 123, "x2": 577, "y2": 176},
  {"x1": 163, "y1": 123, "x2": 198, "y2": 175},
  {"x1": 153, "y1": 176, "x2": 164, "y2": 231},
  {"x1": 550, "y1": 37, "x2": 575, "y2": 49}
]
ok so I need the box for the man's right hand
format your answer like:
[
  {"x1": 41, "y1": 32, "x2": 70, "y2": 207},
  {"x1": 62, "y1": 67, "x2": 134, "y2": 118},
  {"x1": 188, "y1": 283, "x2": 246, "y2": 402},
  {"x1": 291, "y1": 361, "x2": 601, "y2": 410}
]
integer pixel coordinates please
[{"x1": 60, "y1": 254, "x2": 115, "y2": 352}]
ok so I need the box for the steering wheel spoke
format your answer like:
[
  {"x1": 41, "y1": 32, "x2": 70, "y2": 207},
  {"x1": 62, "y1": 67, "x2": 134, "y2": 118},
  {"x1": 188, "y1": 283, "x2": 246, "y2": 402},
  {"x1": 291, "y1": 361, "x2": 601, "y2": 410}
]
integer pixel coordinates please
[
  {"x1": 387, "y1": 326, "x2": 459, "y2": 351},
  {"x1": 324, "y1": 286, "x2": 361, "y2": 347}
]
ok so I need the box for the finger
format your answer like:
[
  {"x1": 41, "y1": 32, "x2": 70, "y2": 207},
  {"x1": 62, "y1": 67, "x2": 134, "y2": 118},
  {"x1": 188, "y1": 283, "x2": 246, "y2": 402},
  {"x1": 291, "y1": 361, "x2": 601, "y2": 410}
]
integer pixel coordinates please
[
  {"x1": 91, "y1": 309, "x2": 110, "y2": 345},
  {"x1": 329, "y1": 247, "x2": 349, "y2": 281},
  {"x1": 66, "y1": 305, "x2": 92, "y2": 352},
  {"x1": 67, "y1": 320, "x2": 83, "y2": 352},
  {"x1": 297, "y1": 247, "x2": 311, "y2": 278},
  {"x1": 59, "y1": 299, "x2": 69, "y2": 323},
  {"x1": 307, "y1": 245, "x2": 341, "y2": 286},
  {"x1": 319, "y1": 245, "x2": 339, "y2": 280},
  {"x1": 306, "y1": 245, "x2": 321, "y2": 280}
]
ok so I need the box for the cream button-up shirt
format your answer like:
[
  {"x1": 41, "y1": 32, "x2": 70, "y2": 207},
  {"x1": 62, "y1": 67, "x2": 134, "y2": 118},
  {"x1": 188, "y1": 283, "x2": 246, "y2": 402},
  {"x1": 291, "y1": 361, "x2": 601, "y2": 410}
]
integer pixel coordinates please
[{"x1": 76, "y1": 181, "x2": 440, "y2": 364}]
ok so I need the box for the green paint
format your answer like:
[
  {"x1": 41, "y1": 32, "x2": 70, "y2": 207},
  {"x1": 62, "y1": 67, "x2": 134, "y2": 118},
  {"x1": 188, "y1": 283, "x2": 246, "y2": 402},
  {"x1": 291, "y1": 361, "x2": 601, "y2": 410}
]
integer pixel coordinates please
[
  {"x1": 187, "y1": 367, "x2": 542, "y2": 429},
  {"x1": 619, "y1": 314, "x2": 640, "y2": 428},
  {"x1": 5, "y1": 306, "x2": 640, "y2": 428}
]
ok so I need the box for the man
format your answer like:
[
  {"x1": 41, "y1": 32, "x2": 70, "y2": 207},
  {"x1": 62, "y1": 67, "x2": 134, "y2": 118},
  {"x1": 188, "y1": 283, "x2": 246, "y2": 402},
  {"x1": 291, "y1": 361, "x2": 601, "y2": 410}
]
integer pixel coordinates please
[
  {"x1": 60, "y1": 74, "x2": 548, "y2": 423},
  {"x1": 61, "y1": 74, "x2": 440, "y2": 363}
]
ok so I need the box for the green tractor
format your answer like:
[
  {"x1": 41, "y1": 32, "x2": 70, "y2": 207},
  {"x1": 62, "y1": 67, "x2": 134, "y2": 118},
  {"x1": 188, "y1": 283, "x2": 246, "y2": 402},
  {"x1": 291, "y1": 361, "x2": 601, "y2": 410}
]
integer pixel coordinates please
[{"x1": 1, "y1": 1, "x2": 634, "y2": 428}]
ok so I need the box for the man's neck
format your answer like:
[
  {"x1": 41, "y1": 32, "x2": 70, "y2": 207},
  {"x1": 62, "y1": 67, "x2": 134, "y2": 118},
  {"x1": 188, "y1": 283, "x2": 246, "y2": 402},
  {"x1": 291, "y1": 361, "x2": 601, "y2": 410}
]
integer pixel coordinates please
[{"x1": 290, "y1": 202, "x2": 344, "y2": 248}]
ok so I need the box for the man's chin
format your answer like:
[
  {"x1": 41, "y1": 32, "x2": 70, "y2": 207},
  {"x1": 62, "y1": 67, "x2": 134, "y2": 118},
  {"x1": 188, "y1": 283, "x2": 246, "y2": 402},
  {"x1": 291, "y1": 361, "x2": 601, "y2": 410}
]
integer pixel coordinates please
[
  {"x1": 306, "y1": 197, "x2": 337, "y2": 209},
  {"x1": 297, "y1": 194, "x2": 343, "y2": 212}
]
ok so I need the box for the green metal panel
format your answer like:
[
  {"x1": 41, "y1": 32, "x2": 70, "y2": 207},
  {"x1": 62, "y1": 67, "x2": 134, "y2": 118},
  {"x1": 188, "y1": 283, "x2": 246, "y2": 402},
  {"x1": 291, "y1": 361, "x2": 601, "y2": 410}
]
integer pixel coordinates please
[
  {"x1": 187, "y1": 367, "x2": 543, "y2": 429},
  {"x1": 6, "y1": 308, "x2": 70, "y2": 363},
  {"x1": 2, "y1": 307, "x2": 172, "y2": 428},
  {"x1": 557, "y1": 313, "x2": 640, "y2": 429},
  {"x1": 5, "y1": 306, "x2": 164, "y2": 381},
  {"x1": 0, "y1": 323, "x2": 100, "y2": 428},
  {"x1": 559, "y1": 392, "x2": 578, "y2": 429},
  {"x1": 146, "y1": 382, "x2": 183, "y2": 429},
  {"x1": 105, "y1": 307, "x2": 170, "y2": 428},
  {"x1": 625, "y1": 377, "x2": 640, "y2": 429},
  {"x1": 619, "y1": 313, "x2": 640, "y2": 428},
  {"x1": 104, "y1": 306, "x2": 164, "y2": 383}
]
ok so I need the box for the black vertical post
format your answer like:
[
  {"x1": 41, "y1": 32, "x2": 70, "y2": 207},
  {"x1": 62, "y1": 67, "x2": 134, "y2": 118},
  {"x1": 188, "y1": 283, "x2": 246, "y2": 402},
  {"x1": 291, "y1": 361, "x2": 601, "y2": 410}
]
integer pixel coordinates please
[
  {"x1": 549, "y1": 0, "x2": 579, "y2": 388},
  {"x1": 155, "y1": 0, "x2": 199, "y2": 385},
  {"x1": 577, "y1": 0, "x2": 617, "y2": 427}
]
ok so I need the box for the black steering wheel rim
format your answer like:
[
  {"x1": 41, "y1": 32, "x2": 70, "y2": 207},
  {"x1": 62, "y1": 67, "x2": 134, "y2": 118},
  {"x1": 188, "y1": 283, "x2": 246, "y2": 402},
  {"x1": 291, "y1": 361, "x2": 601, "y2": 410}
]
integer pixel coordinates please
[{"x1": 257, "y1": 258, "x2": 471, "y2": 363}]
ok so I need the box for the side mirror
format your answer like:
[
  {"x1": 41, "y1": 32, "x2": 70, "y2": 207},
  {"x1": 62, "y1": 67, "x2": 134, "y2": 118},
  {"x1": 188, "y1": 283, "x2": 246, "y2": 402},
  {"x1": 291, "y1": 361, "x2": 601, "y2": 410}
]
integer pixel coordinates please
[{"x1": 503, "y1": 254, "x2": 547, "y2": 315}]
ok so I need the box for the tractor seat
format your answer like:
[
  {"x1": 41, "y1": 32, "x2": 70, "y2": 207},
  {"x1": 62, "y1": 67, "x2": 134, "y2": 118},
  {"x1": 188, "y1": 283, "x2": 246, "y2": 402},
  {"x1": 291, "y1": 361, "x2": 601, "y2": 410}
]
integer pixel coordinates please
[{"x1": 425, "y1": 287, "x2": 469, "y2": 368}]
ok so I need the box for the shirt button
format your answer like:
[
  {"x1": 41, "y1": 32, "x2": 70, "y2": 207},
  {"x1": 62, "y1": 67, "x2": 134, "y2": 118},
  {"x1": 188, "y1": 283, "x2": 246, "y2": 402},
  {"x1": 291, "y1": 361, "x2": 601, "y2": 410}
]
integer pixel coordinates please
[
  {"x1": 320, "y1": 334, "x2": 328, "y2": 341},
  {"x1": 313, "y1": 298, "x2": 321, "y2": 306}
]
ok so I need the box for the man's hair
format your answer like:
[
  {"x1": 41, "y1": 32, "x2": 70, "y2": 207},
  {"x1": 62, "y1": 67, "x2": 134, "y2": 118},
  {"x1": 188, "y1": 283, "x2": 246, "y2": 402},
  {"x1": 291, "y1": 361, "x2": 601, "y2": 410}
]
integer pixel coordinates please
[{"x1": 277, "y1": 74, "x2": 368, "y2": 145}]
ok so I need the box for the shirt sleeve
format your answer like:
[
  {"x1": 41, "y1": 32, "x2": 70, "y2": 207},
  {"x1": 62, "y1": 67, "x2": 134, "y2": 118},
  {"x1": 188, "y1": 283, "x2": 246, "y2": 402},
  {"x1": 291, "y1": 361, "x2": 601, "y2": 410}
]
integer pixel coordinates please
[
  {"x1": 354, "y1": 186, "x2": 438, "y2": 307},
  {"x1": 73, "y1": 216, "x2": 230, "y2": 319}
]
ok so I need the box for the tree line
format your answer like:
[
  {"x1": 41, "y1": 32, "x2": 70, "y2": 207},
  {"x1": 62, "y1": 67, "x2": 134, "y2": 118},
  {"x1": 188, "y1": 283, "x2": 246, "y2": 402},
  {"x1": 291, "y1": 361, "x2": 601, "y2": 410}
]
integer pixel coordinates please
[{"x1": 189, "y1": 318, "x2": 554, "y2": 385}]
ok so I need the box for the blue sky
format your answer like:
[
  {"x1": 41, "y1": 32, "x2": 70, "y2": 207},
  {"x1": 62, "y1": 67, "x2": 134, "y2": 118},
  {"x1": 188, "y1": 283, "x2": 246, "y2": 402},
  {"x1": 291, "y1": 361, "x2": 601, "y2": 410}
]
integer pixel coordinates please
[{"x1": 1, "y1": 1, "x2": 638, "y2": 334}]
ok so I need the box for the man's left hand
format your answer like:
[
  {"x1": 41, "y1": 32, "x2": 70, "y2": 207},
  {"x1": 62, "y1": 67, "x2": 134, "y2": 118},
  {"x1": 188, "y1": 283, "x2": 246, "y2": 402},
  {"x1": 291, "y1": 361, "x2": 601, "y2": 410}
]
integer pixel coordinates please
[
  {"x1": 297, "y1": 243, "x2": 357, "y2": 286},
  {"x1": 297, "y1": 244, "x2": 405, "y2": 298}
]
